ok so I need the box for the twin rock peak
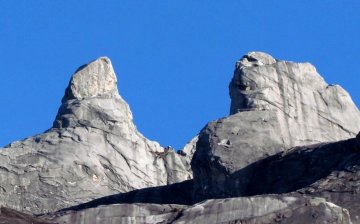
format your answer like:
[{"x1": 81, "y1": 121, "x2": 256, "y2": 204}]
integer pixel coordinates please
[{"x1": 1, "y1": 52, "x2": 360, "y2": 223}]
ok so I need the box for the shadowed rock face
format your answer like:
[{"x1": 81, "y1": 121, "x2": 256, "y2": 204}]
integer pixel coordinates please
[
  {"x1": 0, "y1": 57, "x2": 192, "y2": 214},
  {"x1": 245, "y1": 134, "x2": 360, "y2": 222},
  {"x1": 0, "y1": 206, "x2": 55, "y2": 224},
  {"x1": 192, "y1": 52, "x2": 360, "y2": 202},
  {"x1": 193, "y1": 134, "x2": 360, "y2": 222}
]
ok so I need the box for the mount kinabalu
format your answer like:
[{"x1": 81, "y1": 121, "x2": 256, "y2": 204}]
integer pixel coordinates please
[
  {"x1": 192, "y1": 52, "x2": 360, "y2": 201},
  {"x1": 0, "y1": 57, "x2": 192, "y2": 214},
  {"x1": 1, "y1": 52, "x2": 359, "y2": 224}
]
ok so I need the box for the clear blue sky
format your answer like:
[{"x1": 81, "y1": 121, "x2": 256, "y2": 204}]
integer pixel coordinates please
[{"x1": 1, "y1": 1, "x2": 359, "y2": 149}]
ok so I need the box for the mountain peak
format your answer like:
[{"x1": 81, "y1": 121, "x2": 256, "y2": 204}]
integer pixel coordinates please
[
  {"x1": 0, "y1": 57, "x2": 192, "y2": 214},
  {"x1": 229, "y1": 52, "x2": 359, "y2": 146},
  {"x1": 62, "y1": 57, "x2": 119, "y2": 103},
  {"x1": 53, "y1": 57, "x2": 131, "y2": 130},
  {"x1": 236, "y1": 51, "x2": 276, "y2": 67}
]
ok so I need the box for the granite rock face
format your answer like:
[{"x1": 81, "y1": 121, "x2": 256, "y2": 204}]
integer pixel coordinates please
[
  {"x1": 229, "y1": 52, "x2": 359, "y2": 145},
  {"x1": 47, "y1": 135, "x2": 360, "y2": 223},
  {"x1": 1, "y1": 53, "x2": 359, "y2": 223},
  {"x1": 192, "y1": 52, "x2": 360, "y2": 201},
  {"x1": 191, "y1": 111, "x2": 286, "y2": 200},
  {"x1": 192, "y1": 134, "x2": 360, "y2": 222},
  {"x1": 173, "y1": 196, "x2": 351, "y2": 224},
  {"x1": 47, "y1": 196, "x2": 352, "y2": 224},
  {"x1": 0, "y1": 57, "x2": 192, "y2": 214},
  {"x1": 33, "y1": 134, "x2": 357, "y2": 224}
]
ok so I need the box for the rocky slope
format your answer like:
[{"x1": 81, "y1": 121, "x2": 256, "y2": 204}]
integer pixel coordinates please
[
  {"x1": 0, "y1": 57, "x2": 192, "y2": 214},
  {"x1": 1, "y1": 52, "x2": 359, "y2": 224}
]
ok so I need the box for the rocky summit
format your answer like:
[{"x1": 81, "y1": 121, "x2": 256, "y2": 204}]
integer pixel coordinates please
[
  {"x1": 192, "y1": 52, "x2": 360, "y2": 201},
  {"x1": 0, "y1": 57, "x2": 192, "y2": 214},
  {"x1": 0, "y1": 52, "x2": 359, "y2": 224},
  {"x1": 229, "y1": 52, "x2": 358, "y2": 144}
]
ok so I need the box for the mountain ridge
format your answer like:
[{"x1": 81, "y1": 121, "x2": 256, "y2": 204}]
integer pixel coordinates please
[{"x1": 0, "y1": 52, "x2": 359, "y2": 223}]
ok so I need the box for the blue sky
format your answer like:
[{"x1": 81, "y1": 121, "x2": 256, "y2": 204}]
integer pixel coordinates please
[{"x1": 1, "y1": 1, "x2": 359, "y2": 149}]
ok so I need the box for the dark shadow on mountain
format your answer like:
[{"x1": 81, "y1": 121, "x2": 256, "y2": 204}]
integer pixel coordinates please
[
  {"x1": 231, "y1": 137, "x2": 360, "y2": 197},
  {"x1": 192, "y1": 136, "x2": 360, "y2": 203},
  {"x1": 228, "y1": 137, "x2": 360, "y2": 221},
  {"x1": 57, "y1": 179, "x2": 194, "y2": 213}
]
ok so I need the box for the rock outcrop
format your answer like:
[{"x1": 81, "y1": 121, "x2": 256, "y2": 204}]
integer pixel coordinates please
[
  {"x1": 229, "y1": 52, "x2": 359, "y2": 145},
  {"x1": 1, "y1": 52, "x2": 359, "y2": 223},
  {"x1": 192, "y1": 52, "x2": 360, "y2": 201},
  {"x1": 0, "y1": 57, "x2": 192, "y2": 214}
]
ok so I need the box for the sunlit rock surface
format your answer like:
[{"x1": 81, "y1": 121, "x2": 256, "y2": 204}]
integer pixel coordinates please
[
  {"x1": 1, "y1": 53, "x2": 359, "y2": 223},
  {"x1": 229, "y1": 52, "x2": 359, "y2": 144},
  {"x1": 0, "y1": 57, "x2": 192, "y2": 214},
  {"x1": 192, "y1": 52, "x2": 360, "y2": 202}
]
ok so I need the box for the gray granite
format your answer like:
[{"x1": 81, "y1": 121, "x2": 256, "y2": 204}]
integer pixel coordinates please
[{"x1": 0, "y1": 57, "x2": 192, "y2": 214}]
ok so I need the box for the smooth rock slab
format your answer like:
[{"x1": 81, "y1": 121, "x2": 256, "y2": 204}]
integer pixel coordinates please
[{"x1": 47, "y1": 196, "x2": 352, "y2": 224}]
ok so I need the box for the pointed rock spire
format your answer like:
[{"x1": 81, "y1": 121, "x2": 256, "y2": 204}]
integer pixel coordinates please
[
  {"x1": 62, "y1": 57, "x2": 119, "y2": 102},
  {"x1": 0, "y1": 57, "x2": 192, "y2": 214},
  {"x1": 53, "y1": 57, "x2": 133, "y2": 131}
]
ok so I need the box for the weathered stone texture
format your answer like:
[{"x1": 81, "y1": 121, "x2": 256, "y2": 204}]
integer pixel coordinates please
[
  {"x1": 48, "y1": 196, "x2": 351, "y2": 224},
  {"x1": 0, "y1": 57, "x2": 192, "y2": 214},
  {"x1": 192, "y1": 52, "x2": 360, "y2": 201},
  {"x1": 229, "y1": 52, "x2": 359, "y2": 145},
  {"x1": 1, "y1": 53, "x2": 359, "y2": 223}
]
